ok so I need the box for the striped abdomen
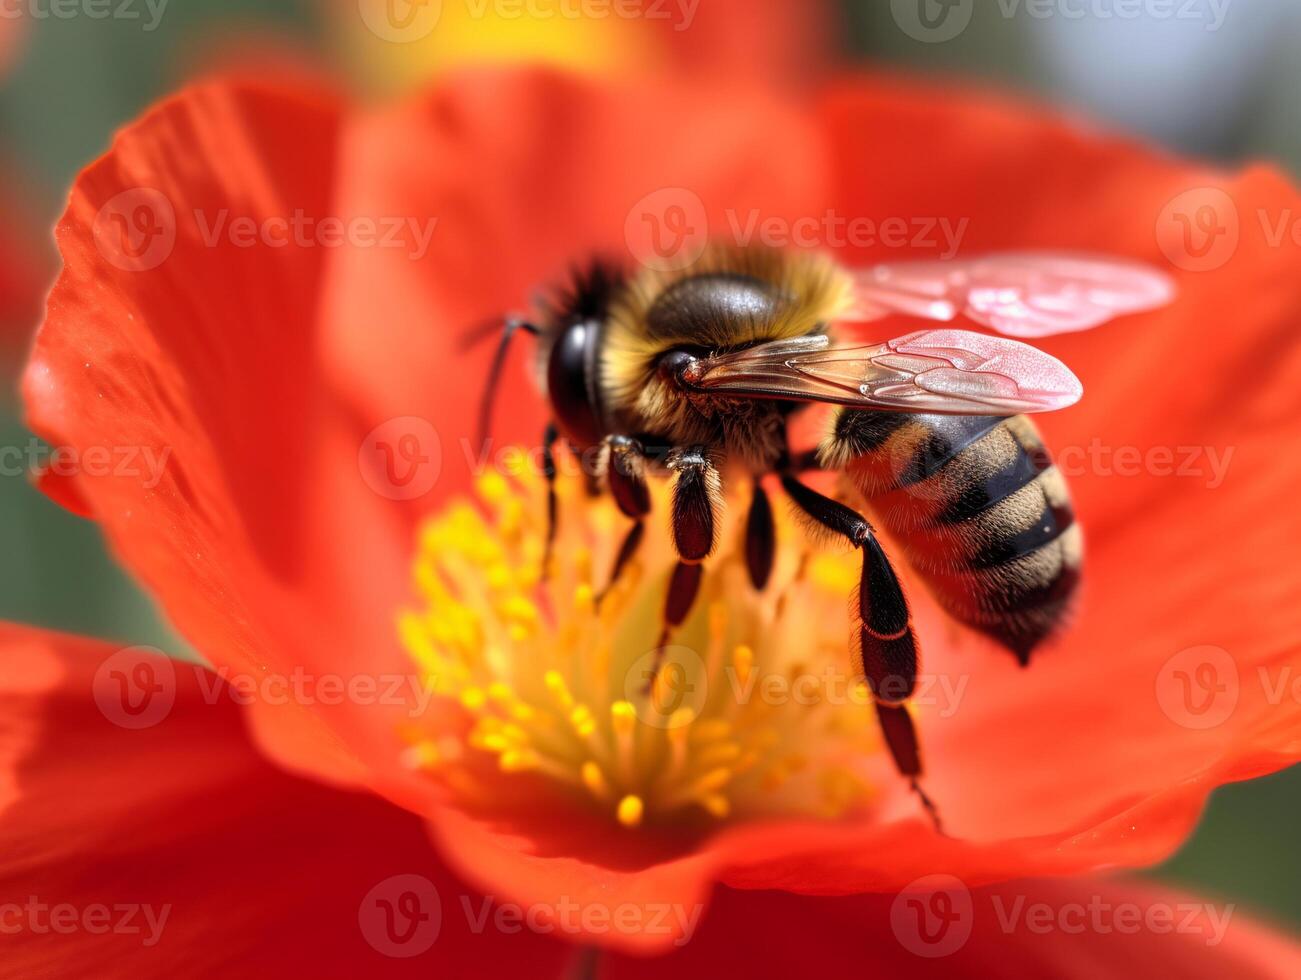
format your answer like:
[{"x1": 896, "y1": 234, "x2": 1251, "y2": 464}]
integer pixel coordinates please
[{"x1": 824, "y1": 411, "x2": 1082, "y2": 663}]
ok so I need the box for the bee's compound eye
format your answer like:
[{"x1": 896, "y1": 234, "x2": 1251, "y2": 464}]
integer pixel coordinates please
[{"x1": 659, "y1": 350, "x2": 701, "y2": 388}]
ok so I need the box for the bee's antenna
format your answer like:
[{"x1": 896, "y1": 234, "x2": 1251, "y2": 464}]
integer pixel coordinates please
[{"x1": 476, "y1": 317, "x2": 540, "y2": 448}]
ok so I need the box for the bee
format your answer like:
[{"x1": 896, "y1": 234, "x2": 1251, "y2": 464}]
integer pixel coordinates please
[{"x1": 477, "y1": 246, "x2": 1173, "y2": 825}]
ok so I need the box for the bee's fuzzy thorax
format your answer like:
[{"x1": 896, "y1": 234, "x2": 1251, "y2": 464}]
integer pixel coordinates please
[{"x1": 600, "y1": 245, "x2": 855, "y2": 461}]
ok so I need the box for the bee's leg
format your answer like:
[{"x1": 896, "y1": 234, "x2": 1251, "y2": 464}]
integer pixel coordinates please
[
  {"x1": 667, "y1": 447, "x2": 722, "y2": 570},
  {"x1": 779, "y1": 473, "x2": 941, "y2": 832},
  {"x1": 642, "y1": 448, "x2": 721, "y2": 689},
  {"x1": 541, "y1": 422, "x2": 560, "y2": 578},
  {"x1": 787, "y1": 447, "x2": 824, "y2": 474},
  {"x1": 745, "y1": 479, "x2": 776, "y2": 590},
  {"x1": 599, "y1": 435, "x2": 652, "y2": 601}
]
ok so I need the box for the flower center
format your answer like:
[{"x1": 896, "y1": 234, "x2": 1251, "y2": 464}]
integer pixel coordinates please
[{"x1": 397, "y1": 452, "x2": 888, "y2": 830}]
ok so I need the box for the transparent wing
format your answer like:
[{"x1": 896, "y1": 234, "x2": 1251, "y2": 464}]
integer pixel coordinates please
[
  {"x1": 681, "y1": 329, "x2": 1082, "y2": 415},
  {"x1": 848, "y1": 252, "x2": 1175, "y2": 338}
]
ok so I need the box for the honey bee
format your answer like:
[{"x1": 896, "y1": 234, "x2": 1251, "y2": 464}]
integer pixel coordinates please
[{"x1": 477, "y1": 246, "x2": 1173, "y2": 825}]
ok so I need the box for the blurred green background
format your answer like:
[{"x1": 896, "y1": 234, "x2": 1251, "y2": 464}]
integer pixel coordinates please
[{"x1": 0, "y1": 0, "x2": 1295, "y2": 930}]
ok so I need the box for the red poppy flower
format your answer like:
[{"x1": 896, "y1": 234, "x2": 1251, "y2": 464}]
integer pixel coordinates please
[
  {"x1": 13, "y1": 66, "x2": 1301, "y2": 966},
  {"x1": 3, "y1": 629, "x2": 1299, "y2": 975}
]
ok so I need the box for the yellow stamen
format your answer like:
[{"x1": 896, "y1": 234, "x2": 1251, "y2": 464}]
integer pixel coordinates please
[
  {"x1": 396, "y1": 469, "x2": 887, "y2": 831},
  {"x1": 617, "y1": 795, "x2": 645, "y2": 828}
]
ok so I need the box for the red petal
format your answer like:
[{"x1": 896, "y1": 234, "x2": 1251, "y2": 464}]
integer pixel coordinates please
[
  {"x1": 320, "y1": 67, "x2": 828, "y2": 458},
  {"x1": 606, "y1": 879, "x2": 1301, "y2": 979},
  {"x1": 0, "y1": 623, "x2": 570, "y2": 976},
  {"x1": 21, "y1": 80, "x2": 427, "y2": 794}
]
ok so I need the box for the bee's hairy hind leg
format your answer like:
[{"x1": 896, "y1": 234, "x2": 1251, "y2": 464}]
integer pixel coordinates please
[
  {"x1": 598, "y1": 435, "x2": 652, "y2": 604},
  {"x1": 779, "y1": 472, "x2": 942, "y2": 831},
  {"x1": 745, "y1": 479, "x2": 776, "y2": 590},
  {"x1": 642, "y1": 448, "x2": 721, "y2": 692},
  {"x1": 875, "y1": 702, "x2": 944, "y2": 834}
]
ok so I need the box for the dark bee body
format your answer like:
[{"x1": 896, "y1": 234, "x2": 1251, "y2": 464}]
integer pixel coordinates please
[
  {"x1": 539, "y1": 258, "x2": 1080, "y2": 666},
  {"x1": 825, "y1": 411, "x2": 1081, "y2": 662},
  {"x1": 486, "y1": 246, "x2": 1093, "y2": 826}
]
